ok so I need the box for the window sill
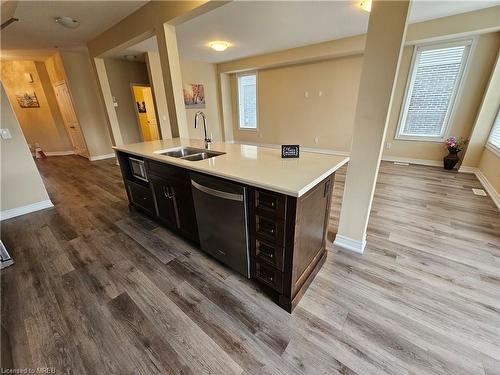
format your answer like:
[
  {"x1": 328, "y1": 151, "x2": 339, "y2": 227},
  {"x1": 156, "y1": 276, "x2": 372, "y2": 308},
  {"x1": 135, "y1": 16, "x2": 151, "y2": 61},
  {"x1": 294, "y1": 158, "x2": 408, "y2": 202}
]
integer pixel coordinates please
[
  {"x1": 394, "y1": 135, "x2": 445, "y2": 143},
  {"x1": 485, "y1": 143, "x2": 500, "y2": 158},
  {"x1": 238, "y1": 127, "x2": 258, "y2": 132}
]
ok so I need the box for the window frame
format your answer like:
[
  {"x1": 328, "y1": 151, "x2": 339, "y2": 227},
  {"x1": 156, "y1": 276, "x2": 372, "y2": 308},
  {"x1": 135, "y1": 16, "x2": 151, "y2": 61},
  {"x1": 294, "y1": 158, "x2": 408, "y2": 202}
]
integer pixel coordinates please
[
  {"x1": 395, "y1": 38, "x2": 475, "y2": 142},
  {"x1": 236, "y1": 71, "x2": 258, "y2": 131},
  {"x1": 486, "y1": 107, "x2": 500, "y2": 157}
]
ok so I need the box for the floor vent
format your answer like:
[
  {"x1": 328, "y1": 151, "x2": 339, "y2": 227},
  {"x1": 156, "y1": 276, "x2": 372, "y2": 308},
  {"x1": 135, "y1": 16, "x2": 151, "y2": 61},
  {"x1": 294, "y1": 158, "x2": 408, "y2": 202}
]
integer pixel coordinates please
[
  {"x1": 472, "y1": 188, "x2": 487, "y2": 196},
  {"x1": 394, "y1": 162, "x2": 410, "y2": 166},
  {"x1": 0, "y1": 241, "x2": 13, "y2": 269}
]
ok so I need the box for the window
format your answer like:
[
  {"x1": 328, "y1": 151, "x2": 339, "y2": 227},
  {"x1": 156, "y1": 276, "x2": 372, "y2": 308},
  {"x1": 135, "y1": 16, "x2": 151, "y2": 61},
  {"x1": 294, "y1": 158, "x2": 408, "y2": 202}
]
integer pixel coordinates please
[
  {"x1": 486, "y1": 108, "x2": 500, "y2": 156},
  {"x1": 396, "y1": 39, "x2": 472, "y2": 141},
  {"x1": 237, "y1": 73, "x2": 257, "y2": 129}
]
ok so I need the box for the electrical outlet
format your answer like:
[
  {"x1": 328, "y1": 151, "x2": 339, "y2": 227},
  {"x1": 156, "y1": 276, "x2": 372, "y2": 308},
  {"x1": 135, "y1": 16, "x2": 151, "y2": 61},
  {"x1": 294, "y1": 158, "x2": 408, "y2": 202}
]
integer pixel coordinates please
[
  {"x1": 385, "y1": 142, "x2": 391, "y2": 149},
  {"x1": 0, "y1": 128, "x2": 12, "y2": 139},
  {"x1": 314, "y1": 137, "x2": 319, "y2": 144}
]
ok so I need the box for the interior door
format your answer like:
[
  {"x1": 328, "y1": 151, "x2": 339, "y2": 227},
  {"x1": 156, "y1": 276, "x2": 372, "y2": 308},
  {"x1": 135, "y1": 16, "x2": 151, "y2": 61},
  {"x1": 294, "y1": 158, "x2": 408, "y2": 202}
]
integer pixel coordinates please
[
  {"x1": 142, "y1": 87, "x2": 160, "y2": 140},
  {"x1": 54, "y1": 82, "x2": 88, "y2": 156}
]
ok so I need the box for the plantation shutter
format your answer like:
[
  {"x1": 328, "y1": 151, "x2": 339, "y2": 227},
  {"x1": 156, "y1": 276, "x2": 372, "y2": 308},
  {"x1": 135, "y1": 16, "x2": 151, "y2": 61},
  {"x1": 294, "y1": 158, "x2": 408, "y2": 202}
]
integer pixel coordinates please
[{"x1": 487, "y1": 109, "x2": 500, "y2": 153}]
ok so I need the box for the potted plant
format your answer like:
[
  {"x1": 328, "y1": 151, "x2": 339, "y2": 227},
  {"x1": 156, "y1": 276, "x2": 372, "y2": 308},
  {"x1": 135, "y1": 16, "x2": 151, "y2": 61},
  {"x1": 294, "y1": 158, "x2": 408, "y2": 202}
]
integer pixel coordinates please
[{"x1": 443, "y1": 136, "x2": 467, "y2": 170}]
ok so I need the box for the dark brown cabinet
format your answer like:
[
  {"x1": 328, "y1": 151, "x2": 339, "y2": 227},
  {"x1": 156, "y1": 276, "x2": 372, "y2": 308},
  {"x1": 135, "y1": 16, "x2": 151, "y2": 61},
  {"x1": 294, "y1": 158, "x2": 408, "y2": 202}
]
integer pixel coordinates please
[
  {"x1": 117, "y1": 150, "x2": 335, "y2": 313},
  {"x1": 126, "y1": 180, "x2": 155, "y2": 215},
  {"x1": 151, "y1": 177, "x2": 179, "y2": 230},
  {"x1": 249, "y1": 173, "x2": 334, "y2": 312},
  {"x1": 117, "y1": 152, "x2": 198, "y2": 243}
]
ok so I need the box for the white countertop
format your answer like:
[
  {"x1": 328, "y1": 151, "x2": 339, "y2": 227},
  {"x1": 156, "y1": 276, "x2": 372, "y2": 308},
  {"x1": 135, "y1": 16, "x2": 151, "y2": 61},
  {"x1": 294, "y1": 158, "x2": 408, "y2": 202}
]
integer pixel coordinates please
[{"x1": 113, "y1": 139, "x2": 349, "y2": 197}]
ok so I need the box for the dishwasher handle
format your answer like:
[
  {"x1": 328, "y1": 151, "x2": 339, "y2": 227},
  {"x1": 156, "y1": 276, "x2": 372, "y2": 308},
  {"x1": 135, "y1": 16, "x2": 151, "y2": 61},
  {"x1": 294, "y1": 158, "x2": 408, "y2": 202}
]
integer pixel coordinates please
[{"x1": 191, "y1": 179, "x2": 244, "y2": 202}]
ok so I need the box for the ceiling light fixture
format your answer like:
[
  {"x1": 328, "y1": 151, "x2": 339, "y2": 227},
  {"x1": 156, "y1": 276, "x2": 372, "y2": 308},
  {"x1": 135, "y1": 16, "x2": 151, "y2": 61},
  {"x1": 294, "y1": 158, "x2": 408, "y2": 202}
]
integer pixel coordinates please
[
  {"x1": 359, "y1": 0, "x2": 372, "y2": 12},
  {"x1": 209, "y1": 41, "x2": 230, "y2": 52},
  {"x1": 124, "y1": 55, "x2": 137, "y2": 61},
  {"x1": 55, "y1": 16, "x2": 80, "y2": 29}
]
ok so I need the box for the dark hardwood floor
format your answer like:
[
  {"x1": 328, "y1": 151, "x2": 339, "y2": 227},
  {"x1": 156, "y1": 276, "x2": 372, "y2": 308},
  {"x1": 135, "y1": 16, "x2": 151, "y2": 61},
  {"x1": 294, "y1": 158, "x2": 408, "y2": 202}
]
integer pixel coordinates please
[{"x1": 1, "y1": 155, "x2": 499, "y2": 374}]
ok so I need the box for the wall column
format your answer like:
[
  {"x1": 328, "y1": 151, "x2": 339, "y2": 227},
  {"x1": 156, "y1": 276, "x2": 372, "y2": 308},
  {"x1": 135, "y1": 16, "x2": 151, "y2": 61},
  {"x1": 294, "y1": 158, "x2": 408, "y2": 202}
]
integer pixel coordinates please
[
  {"x1": 460, "y1": 54, "x2": 500, "y2": 170},
  {"x1": 334, "y1": 0, "x2": 411, "y2": 253},
  {"x1": 146, "y1": 50, "x2": 173, "y2": 139},
  {"x1": 93, "y1": 57, "x2": 124, "y2": 146},
  {"x1": 155, "y1": 23, "x2": 188, "y2": 138}
]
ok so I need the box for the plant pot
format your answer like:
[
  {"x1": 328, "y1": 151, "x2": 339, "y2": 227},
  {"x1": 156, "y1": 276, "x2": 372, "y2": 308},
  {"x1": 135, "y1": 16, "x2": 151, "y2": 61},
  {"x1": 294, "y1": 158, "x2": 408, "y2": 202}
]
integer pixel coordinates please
[{"x1": 443, "y1": 151, "x2": 459, "y2": 170}]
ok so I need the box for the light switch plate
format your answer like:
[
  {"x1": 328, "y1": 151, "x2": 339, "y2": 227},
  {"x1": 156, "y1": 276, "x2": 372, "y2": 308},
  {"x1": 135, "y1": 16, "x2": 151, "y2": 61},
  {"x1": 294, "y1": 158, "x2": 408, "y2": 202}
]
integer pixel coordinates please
[{"x1": 0, "y1": 128, "x2": 12, "y2": 139}]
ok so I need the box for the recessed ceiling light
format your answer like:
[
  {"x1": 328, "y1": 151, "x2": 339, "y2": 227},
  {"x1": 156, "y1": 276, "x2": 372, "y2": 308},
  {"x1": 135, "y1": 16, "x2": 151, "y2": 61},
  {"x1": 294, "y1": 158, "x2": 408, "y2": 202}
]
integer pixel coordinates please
[
  {"x1": 55, "y1": 16, "x2": 80, "y2": 29},
  {"x1": 209, "y1": 41, "x2": 230, "y2": 52},
  {"x1": 359, "y1": 0, "x2": 372, "y2": 12},
  {"x1": 124, "y1": 55, "x2": 137, "y2": 61}
]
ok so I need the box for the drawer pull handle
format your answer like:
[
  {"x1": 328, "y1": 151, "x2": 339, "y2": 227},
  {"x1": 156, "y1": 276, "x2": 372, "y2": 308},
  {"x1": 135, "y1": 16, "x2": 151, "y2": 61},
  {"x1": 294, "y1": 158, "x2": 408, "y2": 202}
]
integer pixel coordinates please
[{"x1": 162, "y1": 186, "x2": 173, "y2": 199}]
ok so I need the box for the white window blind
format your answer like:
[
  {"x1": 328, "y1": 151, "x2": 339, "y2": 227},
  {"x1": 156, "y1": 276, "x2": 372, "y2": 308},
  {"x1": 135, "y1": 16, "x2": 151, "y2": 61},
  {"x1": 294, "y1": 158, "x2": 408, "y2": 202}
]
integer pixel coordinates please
[
  {"x1": 486, "y1": 109, "x2": 500, "y2": 155},
  {"x1": 397, "y1": 40, "x2": 471, "y2": 140},
  {"x1": 237, "y1": 73, "x2": 257, "y2": 129}
]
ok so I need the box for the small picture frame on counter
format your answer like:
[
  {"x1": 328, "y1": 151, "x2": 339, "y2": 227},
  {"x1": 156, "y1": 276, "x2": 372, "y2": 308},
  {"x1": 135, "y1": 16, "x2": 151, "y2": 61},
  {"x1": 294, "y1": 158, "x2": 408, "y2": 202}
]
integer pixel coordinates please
[{"x1": 281, "y1": 145, "x2": 300, "y2": 158}]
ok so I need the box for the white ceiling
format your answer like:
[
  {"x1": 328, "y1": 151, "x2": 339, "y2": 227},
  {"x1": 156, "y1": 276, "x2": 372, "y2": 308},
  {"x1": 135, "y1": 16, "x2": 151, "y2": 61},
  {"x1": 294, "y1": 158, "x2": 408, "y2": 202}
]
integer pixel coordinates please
[
  {"x1": 0, "y1": 0, "x2": 147, "y2": 60},
  {"x1": 175, "y1": 0, "x2": 500, "y2": 63}
]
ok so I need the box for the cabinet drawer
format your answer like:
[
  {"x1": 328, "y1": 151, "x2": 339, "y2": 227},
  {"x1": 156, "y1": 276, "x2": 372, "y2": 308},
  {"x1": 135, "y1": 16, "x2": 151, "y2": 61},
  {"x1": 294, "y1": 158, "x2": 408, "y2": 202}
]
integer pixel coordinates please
[
  {"x1": 252, "y1": 238, "x2": 284, "y2": 271},
  {"x1": 254, "y1": 215, "x2": 285, "y2": 245},
  {"x1": 147, "y1": 160, "x2": 187, "y2": 181},
  {"x1": 253, "y1": 261, "x2": 283, "y2": 292},
  {"x1": 254, "y1": 189, "x2": 286, "y2": 218},
  {"x1": 127, "y1": 180, "x2": 154, "y2": 214}
]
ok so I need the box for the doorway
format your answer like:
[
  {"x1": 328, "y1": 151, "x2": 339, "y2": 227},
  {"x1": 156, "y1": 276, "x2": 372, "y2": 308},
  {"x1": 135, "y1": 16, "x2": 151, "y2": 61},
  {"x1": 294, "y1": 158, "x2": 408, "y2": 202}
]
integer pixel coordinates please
[
  {"x1": 131, "y1": 84, "x2": 160, "y2": 141},
  {"x1": 53, "y1": 81, "x2": 89, "y2": 157}
]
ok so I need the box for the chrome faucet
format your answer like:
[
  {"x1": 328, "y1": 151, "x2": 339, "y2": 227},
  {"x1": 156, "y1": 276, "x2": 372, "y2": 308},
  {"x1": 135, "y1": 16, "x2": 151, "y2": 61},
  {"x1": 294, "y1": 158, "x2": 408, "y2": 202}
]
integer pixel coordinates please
[{"x1": 194, "y1": 111, "x2": 211, "y2": 145}]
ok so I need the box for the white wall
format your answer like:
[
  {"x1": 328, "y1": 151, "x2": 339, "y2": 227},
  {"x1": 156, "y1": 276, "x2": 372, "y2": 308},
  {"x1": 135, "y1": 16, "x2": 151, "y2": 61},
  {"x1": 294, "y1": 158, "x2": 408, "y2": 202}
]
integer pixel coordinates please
[
  {"x1": 60, "y1": 49, "x2": 114, "y2": 158},
  {"x1": 0, "y1": 82, "x2": 52, "y2": 220}
]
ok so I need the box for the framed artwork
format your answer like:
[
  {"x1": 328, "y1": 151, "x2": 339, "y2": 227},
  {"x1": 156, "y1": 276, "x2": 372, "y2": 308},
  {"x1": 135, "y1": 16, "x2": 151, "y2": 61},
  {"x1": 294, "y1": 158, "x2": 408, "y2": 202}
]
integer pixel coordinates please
[
  {"x1": 136, "y1": 101, "x2": 146, "y2": 113},
  {"x1": 16, "y1": 90, "x2": 40, "y2": 108},
  {"x1": 183, "y1": 83, "x2": 205, "y2": 109}
]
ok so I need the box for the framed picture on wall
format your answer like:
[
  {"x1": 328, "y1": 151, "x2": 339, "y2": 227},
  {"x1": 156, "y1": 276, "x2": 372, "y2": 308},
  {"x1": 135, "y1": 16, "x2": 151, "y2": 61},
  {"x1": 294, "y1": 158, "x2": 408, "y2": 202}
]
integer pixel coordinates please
[
  {"x1": 16, "y1": 90, "x2": 40, "y2": 108},
  {"x1": 183, "y1": 83, "x2": 205, "y2": 109},
  {"x1": 136, "y1": 101, "x2": 146, "y2": 113}
]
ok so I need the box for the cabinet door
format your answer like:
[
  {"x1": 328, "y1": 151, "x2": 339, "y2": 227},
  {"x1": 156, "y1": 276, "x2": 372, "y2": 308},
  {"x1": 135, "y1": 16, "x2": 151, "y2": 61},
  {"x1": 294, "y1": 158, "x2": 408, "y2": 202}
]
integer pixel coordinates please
[
  {"x1": 151, "y1": 177, "x2": 179, "y2": 230},
  {"x1": 127, "y1": 180, "x2": 155, "y2": 215},
  {"x1": 172, "y1": 181, "x2": 199, "y2": 242}
]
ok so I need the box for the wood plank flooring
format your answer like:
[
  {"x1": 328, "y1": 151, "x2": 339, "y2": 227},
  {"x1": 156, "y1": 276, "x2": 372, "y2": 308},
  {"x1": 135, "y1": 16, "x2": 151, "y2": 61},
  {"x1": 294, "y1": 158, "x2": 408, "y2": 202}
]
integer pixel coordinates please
[{"x1": 1, "y1": 155, "x2": 499, "y2": 374}]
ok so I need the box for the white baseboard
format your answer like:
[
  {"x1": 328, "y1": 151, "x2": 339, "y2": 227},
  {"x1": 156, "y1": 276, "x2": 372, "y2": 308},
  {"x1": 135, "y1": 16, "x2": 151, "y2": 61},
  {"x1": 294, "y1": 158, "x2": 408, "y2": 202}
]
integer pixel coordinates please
[
  {"x1": 381, "y1": 155, "x2": 442, "y2": 167},
  {"x1": 458, "y1": 166, "x2": 500, "y2": 210},
  {"x1": 475, "y1": 169, "x2": 500, "y2": 210},
  {"x1": 44, "y1": 150, "x2": 75, "y2": 156},
  {"x1": 0, "y1": 199, "x2": 54, "y2": 221},
  {"x1": 90, "y1": 153, "x2": 115, "y2": 161},
  {"x1": 333, "y1": 234, "x2": 366, "y2": 254},
  {"x1": 457, "y1": 165, "x2": 476, "y2": 173}
]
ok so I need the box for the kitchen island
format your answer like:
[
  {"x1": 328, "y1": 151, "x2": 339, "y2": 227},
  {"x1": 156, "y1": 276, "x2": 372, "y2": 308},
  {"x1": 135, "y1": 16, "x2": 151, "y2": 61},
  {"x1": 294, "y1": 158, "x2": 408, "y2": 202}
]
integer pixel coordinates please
[{"x1": 114, "y1": 139, "x2": 348, "y2": 312}]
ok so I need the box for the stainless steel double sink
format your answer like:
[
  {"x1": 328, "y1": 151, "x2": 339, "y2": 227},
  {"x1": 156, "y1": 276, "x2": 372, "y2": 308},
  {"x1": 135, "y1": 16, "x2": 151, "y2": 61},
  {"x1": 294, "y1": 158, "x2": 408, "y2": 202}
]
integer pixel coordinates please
[{"x1": 154, "y1": 147, "x2": 225, "y2": 161}]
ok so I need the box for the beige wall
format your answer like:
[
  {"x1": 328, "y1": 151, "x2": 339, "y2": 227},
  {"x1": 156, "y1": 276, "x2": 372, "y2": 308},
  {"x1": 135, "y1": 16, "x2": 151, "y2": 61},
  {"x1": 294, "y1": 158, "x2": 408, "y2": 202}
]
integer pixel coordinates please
[
  {"x1": 1, "y1": 82, "x2": 51, "y2": 214},
  {"x1": 230, "y1": 56, "x2": 362, "y2": 151},
  {"x1": 0, "y1": 60, "x2": 72, "y2": 153},
  {"x1": 180, "y1": 59, "x2": 222, "y2": 140},
  {"x1": 225, "y1": 29, "x2": 499, "y2": 162},
  {"x1": 146, "y1": 50, "x2": 172, "y2": 139},
  {"x1": 104, "y1": 58, "x2": 150, "y2": 144},
  {"x1": 478, "y1": 148, "x2": 500, "y2": 194},
  {"x1": 461, "y1": 52, "x2": 500, "y2": 168},
  {"x1": 59, "y1": 49, "x2": 114, "y2": 157},
  {"x1": 384, "y1": 32, "x2": 500, "y2": 161}
]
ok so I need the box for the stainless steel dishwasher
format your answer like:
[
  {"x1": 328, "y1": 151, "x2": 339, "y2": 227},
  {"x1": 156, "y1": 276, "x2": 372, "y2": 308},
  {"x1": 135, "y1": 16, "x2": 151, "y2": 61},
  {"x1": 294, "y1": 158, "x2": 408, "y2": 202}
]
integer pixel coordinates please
[{"x1": 190, "y1": 172, "x2": 250, "y2": 278}]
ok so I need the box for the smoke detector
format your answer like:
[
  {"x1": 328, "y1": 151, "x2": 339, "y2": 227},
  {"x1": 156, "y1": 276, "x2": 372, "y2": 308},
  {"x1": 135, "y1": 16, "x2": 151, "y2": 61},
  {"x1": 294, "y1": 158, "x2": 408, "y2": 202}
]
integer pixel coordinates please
[{"x1": 55, "y1": 16, "x2": 80, "y2": 29}]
